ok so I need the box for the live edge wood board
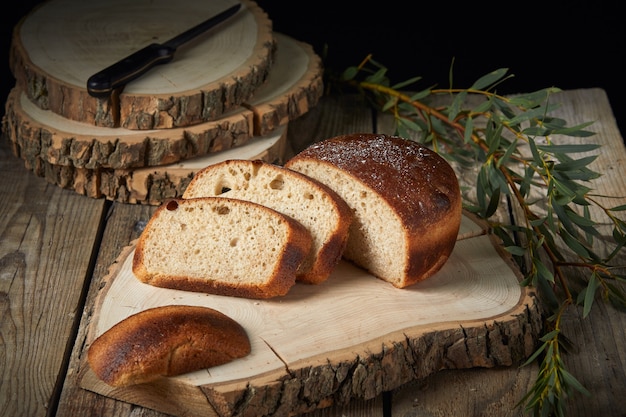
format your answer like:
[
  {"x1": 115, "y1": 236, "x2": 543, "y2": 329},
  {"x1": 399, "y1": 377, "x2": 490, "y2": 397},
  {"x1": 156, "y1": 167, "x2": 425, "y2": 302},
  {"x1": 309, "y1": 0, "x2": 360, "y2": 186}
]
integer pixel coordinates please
[
  {"x1": 10, "y1": 0, "x2": 274, "y2": 130},
  {"x1": 78, "y1": 213, "x2": 544, "y2": 417}
]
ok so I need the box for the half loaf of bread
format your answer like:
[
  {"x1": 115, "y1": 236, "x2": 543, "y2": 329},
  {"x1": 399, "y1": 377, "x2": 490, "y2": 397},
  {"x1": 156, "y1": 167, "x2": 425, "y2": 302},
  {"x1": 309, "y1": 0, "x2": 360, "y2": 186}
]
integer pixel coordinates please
[
  {"x1": 132, "y1": 197, "x2": 312, "y2": 298},
  {"x1": 87, "y1": 305, "x2": 251, "y2": 387},
  {"x1": 285, "y1": 133, "x2": 462, "y2": 288},
  {"x1": 182, "y1": 159, "x2": 353, "y2": 284}
]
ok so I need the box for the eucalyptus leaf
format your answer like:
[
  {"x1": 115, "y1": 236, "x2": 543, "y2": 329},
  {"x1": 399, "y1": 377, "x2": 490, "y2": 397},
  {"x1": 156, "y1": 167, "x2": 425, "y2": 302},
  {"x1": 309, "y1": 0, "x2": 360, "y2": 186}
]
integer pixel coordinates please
[
  {"x1": 469, "y1": 68, "x2": 508, "y2": 90},
  {"x1": 391, "y1": 76, "x2": 422, "y2": 90},
  {"x1": 582, "y1": 272, "x2": 601, "y2": 318}
]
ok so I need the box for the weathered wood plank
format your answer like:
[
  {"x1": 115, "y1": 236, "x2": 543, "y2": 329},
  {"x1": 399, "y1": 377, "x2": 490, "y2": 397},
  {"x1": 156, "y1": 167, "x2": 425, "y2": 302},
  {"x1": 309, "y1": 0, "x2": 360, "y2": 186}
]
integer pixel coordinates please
[
  {"x1": 56, "y1": 203, "x2": 160, "y2": 417},
  {"x1": 0, "y1": 137, "x2": 106, "y2": 417}
]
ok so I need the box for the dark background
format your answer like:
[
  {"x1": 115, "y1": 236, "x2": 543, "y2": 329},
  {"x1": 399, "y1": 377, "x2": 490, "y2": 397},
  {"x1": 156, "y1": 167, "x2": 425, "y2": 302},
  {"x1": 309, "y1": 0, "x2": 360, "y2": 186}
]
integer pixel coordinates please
[{"x1": 2, "y1": 1, "x2": 624, "y2": 138}]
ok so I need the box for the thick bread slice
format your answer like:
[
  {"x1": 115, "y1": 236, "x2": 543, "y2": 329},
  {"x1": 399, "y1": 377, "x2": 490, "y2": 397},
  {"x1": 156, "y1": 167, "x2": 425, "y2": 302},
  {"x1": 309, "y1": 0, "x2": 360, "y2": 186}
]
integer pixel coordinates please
[
  {"x1": 182, "y1": 159, "x2": 353, "y2": 284},
  {"x1": 285, "y1": 133, "x2": 462, "y2": 288},
  {"x1": 132, "y1": 197, "x2": 312, "y2": 298},
  {"x1": 87, "y1": 305, "x2": 251, "y2": 387}
]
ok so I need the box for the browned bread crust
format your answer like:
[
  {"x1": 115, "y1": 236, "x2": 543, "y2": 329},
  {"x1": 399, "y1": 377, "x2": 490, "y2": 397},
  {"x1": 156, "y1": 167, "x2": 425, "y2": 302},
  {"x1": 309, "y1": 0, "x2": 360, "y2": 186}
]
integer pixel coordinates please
[
  {"x1": 285, "y1": 133, "x2": 462, "y2": 288},
  {"x1": 87, "y1": 305, "x2": 251, "y2": 387},
  {"x1": 132, "y1": 197, "x2": 312, "y2": 298}
]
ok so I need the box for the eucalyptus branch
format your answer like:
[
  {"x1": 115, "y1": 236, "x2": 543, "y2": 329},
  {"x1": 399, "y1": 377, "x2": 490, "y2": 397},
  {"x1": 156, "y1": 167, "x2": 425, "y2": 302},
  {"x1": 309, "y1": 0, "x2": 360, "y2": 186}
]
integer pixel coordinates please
[{"x1": 329, "y1": 55, "x2": 626, "y2": 417}]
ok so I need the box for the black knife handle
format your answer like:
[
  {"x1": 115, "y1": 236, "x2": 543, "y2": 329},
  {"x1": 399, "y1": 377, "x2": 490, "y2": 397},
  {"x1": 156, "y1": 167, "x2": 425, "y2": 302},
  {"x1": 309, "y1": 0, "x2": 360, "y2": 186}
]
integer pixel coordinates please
[{"x1": 87, "y1": 43, "x2": 175, "y2": 98}]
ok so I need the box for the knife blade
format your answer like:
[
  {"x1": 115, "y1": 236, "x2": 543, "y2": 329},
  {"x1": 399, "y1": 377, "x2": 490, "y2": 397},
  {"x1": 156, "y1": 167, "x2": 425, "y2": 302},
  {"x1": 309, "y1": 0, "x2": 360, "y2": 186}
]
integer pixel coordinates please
[{"x1": 86, "y1": 3, "x2": 241, "y2": 98}]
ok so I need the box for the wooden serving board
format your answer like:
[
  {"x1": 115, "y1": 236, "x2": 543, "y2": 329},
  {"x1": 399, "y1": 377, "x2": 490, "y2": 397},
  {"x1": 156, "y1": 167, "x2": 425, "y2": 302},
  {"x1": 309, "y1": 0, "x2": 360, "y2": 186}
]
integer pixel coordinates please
[
  {"x1": 78, "y1": 213, "x2": 543, "y2": 417},
  {"x1": 9, "y1": 0, "x2": 274, "y2": 129},
  {"x1": 4, "y1": 33, "x2": 322, "y2": 171}
]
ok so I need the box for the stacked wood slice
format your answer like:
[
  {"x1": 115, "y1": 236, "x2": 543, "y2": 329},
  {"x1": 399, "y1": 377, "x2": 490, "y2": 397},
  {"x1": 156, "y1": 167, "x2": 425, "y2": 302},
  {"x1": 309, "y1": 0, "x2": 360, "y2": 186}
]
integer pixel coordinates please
[{"x1": 2, "y1": 0, "x2": 323, "y2": 204}]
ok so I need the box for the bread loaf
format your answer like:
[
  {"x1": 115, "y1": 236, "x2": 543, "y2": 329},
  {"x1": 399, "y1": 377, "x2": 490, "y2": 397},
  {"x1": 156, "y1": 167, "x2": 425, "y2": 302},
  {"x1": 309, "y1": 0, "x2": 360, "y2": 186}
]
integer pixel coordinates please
[
  {"x1": 182, "y1": 159, "x2": 353, "y2": 284},
  {"x1": 132, "y1": 197, "x2": 312, "y2": 298},
  {"x1": 87, "y1": 305, "x2": 251, "y2": 387},
  {"x1": 285, "y1": 133, "x2": 462, "y2": 288}
]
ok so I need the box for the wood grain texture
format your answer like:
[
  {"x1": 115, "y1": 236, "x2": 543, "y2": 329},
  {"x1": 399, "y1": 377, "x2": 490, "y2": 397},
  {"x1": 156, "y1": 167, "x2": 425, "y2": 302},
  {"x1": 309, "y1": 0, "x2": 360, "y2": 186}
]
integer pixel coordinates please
[
  {"x1": 9, "y1": 0, "x2": 274, "y2": 129},
  {"x1": 4, "y1": 33, "x2": 322, "y2": 170}
]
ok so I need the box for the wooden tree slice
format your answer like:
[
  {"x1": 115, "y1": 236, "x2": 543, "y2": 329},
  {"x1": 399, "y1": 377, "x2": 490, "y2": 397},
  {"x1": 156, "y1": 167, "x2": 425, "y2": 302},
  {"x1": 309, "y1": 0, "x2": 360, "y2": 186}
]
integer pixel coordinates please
[
  {"x1": 77, "y1": 214, "x2": 543, "y2": 417},
  {"x1": 4, "y1": 33, "x2": 322, "y2": 170},
  {"x1": 9, "y1": 0, "x2": 274, "y2": 129},
  {"x1": 7, "y1": 125, "x2": 288, "y2": 204}
]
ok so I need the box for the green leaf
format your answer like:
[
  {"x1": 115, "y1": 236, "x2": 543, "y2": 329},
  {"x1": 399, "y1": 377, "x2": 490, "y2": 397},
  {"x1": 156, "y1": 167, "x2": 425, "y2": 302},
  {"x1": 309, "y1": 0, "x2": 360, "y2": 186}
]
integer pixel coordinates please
[
  {"x1": 559, "y1": 227, "x2": 593, "y2": 259},
  {"x1": 391, "y1": 76, "x2": 423, "y2": 90},
  {"x1": 528, "y1": 137, "x2": 544, "y2": 166},
  {"x1": 522, "y1": 126, "x2": 551, "y2": 136},
  {"x1": 560, "y1": 368, "x2": 592, "y2": 396},
  {"x1": 539, "y1": 329, "x2": 560, "y2": 342},
  {"x1": 536, "y1": 143, "x2": 601, "y2": 154},
  {"x1": 534, "y1": 257, "x2": 555, "y2": 284},
  {"x1": 398, "y1": 116, "x2": 423, "y2": 133},
  {"x1": 341, "y1": 66, "x2": 359, "y2": 81},
  {"x1": 382, "y1": 96, "x2": 397, "y2": 112},
  {"x1": 472, "y1": 95, "x2": 495, "y2": 114},
  {"x1": 520, "y1": 341, "x2": 548, "y2": 367},
  {"x1": 366, "y1": 67, "x2": 389, "y2": 85},
  {"x1": 582, "y1": 272, "x2": 601, "y2": 318},
  {"x1": 463, "y1": 116, "x2": 474, "y2": 144},
  {"x1": 505, "y1": 245, "x2": 527, "y2": 256},
  {"x1": 508, "y1": 87, "x2": 561, "y2": 109},
  {"x1": 551, "y1": 121, "x2": 596, "y2": 137},
  {"x1": 507, "y1": 104, "x2": 560, "y2": 127},
  {"x1": 493, "y1": 97, "x2": 518, "y2": 119},
  {"x1": 449, "y1": 90, "x2": 467, "y2": 121},
  {"x1": 496, "y1": 137, "x2": 518, "y2": 168},
  {"x1": 469, "y1": 68, "x2": 509, "y2": 90},
  {"x1": 408, "y1": 88, "x2": 431, "y2": 101},
  {"x1": 551, "y1": 179, "x2": 577, "y2": 205}
]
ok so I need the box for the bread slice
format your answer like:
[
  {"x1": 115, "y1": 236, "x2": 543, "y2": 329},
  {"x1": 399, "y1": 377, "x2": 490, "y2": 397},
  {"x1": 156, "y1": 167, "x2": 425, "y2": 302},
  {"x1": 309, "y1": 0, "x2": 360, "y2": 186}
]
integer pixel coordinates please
[
  {"x1": 285, "y1": 133, "x2": 462, "y2": 288},
  {"x1": 88, "y1": 305, "x2": 251, "y2": 387},
  {"x1": 132, "y1": 197, "x2": 312, "y2": 298},
  {"x1": 182, "y1": 159, "x2": 353, "y2": 284}
]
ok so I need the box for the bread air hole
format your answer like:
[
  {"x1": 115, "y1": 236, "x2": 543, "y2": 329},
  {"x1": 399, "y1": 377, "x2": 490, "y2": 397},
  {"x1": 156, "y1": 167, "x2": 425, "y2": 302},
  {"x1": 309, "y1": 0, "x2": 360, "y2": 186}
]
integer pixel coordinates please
[
  {"x1": 214, "y1": 205, "x2": 230, "y2": 215},
  {"x1": 304, "y1": 192, "x2": 314, "y2": 200},
  {"x1": 230, "y1": 238, "x2": 238, "y2": 247},
  {"x1": 166, "y1": 200, "x2": 179, "y2": 211},
  {"x1": 269, "y1": 176, "x2": 284, "y2": 190}
]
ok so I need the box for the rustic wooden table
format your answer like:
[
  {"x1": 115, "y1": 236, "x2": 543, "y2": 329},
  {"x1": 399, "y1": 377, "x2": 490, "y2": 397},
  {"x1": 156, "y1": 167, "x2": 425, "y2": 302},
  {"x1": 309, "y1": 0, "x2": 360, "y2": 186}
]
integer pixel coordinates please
[{"x1": 1, "y1": 88, "x2": 625, "y2": 417}]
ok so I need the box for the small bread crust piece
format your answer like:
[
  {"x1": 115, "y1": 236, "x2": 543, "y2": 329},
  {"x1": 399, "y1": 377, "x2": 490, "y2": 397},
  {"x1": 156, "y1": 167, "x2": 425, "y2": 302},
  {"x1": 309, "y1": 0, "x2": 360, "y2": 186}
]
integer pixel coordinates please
[{"x1": 88, "y1": 305, "x2": 251, "y2": 387}]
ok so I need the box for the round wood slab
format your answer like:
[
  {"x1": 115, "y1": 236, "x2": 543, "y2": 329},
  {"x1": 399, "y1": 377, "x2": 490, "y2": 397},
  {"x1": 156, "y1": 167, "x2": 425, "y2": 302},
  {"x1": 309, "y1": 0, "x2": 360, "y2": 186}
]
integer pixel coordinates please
[
  {"x1": 77, "y1": 214, "x2": 543, "y2": 417},
  {"x1": 4, "y1": 33, "x2": 322, "y2": 170},
  {"x1": 7, "y1": 126, "x2": 288, "y2": 204},
  {"x1": 10, "y1": 0, "x2": 274, "y2": 129}
]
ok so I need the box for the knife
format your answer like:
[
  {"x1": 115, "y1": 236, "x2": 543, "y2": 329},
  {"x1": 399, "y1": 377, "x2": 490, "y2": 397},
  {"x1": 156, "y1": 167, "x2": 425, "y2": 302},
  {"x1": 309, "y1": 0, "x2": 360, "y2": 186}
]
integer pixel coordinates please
[{"x1": 86, "y1": 3, "x2": 241, "y2": 98}]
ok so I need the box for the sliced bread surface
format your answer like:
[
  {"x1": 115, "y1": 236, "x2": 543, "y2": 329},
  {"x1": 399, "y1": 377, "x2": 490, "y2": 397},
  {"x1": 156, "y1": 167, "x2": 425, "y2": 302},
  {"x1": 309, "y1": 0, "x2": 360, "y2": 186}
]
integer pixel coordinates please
[
  {"x1": 285, "y1": 133, "x2": 462, "y2": 288},
  {"x1": 132, "y1": 197, "x2": 312, "y2": 298},
  {"x1": 182, "y1": 159, "x2": 353, "y2": 284}
]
